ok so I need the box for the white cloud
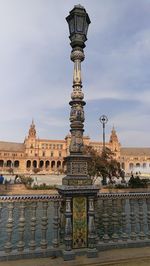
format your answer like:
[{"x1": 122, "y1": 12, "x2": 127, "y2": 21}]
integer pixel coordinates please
[{"x1": 0, "y1": 0, "x2": 150, "y2": 146}]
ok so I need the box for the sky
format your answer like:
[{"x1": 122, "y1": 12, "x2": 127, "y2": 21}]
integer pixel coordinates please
[{"x1": 0, "y1": 0, "x2": 150, "y2": 147}]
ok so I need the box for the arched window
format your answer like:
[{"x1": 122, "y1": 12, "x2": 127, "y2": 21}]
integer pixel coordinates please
[
  {"x1": 33, "y1": 160, "x2": 37, "y2": 168},
  {"x1": 57, "y1": 161, "x2": 61, "y2": 169},
  {"x1": 51, "y1": 161, "x2": 55, "y2": 169},
  {"x1": 136, "y1": 163, "x2": 140, "y2": 168},
  {"x1": 45, "y1": 160, "x2": 50, "y2": 168},
  {"x1": 6, "y1": 160, "x2": 12, "y2": 167},
  {"x1": 0, "y1": 160, "x2": 4, "y2": 167},
  {"x1": 39, "y1": 160, "x2": 44, "y2": 168},
  {"x1": 14, "y1": 160, "x2": 19, "y2": 168},
  {"x1": 129, "y1": 163, "x2": 134, "y2": 170},
  {"x1": 143, "y1": 163, "x2": 146, "y2": 168},
  {"x1": 26, "y1": 160, "x2": 31, "y2": 168}
]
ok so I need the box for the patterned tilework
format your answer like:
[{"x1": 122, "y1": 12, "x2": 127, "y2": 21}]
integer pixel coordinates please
[{"x1": 73, "y1": 196, "x2": 87, "y2": 248}]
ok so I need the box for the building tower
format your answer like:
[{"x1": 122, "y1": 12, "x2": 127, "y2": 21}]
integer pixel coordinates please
[
  {"x1": 24, "y1": 120, "x2": 38, "y2": 158},
  {"x1": 109, "y1": 126, "x2": 120, "y2": 159},
  {"x1": 28, "y1": 120, "x2": 36, "y2": 139}
]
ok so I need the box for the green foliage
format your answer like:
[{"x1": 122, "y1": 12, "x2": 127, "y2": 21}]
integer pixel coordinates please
[
  {"x1": 115, "y1": 184, "x2": 128, "y2": 189},
  {"x1": 84, "y1": 145, "x2": 120, "y2": 179},
  {"x1": 19, "y1": 175, "x2": 34, "y2": 186},
  {"x1": 128, "y1": 176, "x2": 148, "y2": 188},
  {"x1": 30, "y1": 183, "x2": 56, "y2": 190}
]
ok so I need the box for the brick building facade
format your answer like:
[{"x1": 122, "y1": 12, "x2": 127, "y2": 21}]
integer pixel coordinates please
[{"x1": 0, "y1": 121, "x2": 149, "y2": 175}]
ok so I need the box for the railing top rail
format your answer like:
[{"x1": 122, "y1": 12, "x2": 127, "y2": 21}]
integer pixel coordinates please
[
  {"x1": 98, "y1": 192, "x2": 150, "y2": 199},
  {"x1": 1, "y1": 191, "x2": 150, "y2": 202},
  {"x1": 0, "y1": 194, "x2": 62, "y2": 202}
]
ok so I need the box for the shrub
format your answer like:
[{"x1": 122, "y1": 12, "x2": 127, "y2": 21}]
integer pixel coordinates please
[
  {"x1": 115, "y1": 184, "x2": 128, "y2": 189},
  {"x1": 19, "y1": 175, "x2": 34, "y2": 187},
  {"x1": 128, "y1": 176, "x2": 148, "y2": 188},
  {"x1": 30, "y1": 183, "x2": 56, "y2": 190}
]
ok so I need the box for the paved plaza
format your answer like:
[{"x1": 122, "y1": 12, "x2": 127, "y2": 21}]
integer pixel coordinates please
[
  {"x1": 3, "y1": 174, "x2": 65, "y2": 186},
  {"x1": 1, "y1": 247, "x2": 150, "y2": 266}
]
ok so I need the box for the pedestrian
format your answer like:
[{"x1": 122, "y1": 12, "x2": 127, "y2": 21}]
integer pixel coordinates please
[
  {"x1": 0, "y1": 174, "x2": 4, "y2": 184},
  {"x1": 4, "y1": 177, "x2": 8, "y2": 190}
]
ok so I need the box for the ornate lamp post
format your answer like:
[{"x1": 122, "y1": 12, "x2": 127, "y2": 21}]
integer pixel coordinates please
[
  {"x1": 99, "y1": 115, "x2": 108, "y2": 152},
  {"x1": 99, "y1": 115, "x2": 108, "y2": 185},
  {"x1": 58, "y1": 5, "x2": 99, "y2": 260}
]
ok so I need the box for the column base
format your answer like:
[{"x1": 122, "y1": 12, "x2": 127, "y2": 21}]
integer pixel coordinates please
[
  {"x1": 87, "y1": 248, "x2": 98, "y2": 258},
  {"x1": 62, "y1": 250, "x2": 75, "y2": 261}
]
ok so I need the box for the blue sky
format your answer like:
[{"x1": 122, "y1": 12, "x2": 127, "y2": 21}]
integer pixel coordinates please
[{"x1": 0, "y1": 0, "x2": 150, "y2": 147}]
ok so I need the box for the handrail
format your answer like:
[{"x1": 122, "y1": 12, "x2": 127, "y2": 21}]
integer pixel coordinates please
[{"x1": 0, "y1": 194, "x2": 62, "y2": 202}]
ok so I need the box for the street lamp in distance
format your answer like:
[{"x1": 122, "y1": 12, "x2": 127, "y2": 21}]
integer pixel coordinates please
[
  {"x1": 99, "y1": 115, "x2": 108, "y2": 152},
  {"x1": 99, "y1": 115, "x2": 108, "y2": 186}
]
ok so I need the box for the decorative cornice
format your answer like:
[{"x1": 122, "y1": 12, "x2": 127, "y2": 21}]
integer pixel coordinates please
[
  {"x1": 98, "y1": 192, "x2": 150, "y2": 199},
  {"x1": 0, "y1": 194, "x2": 62, "y2": 202},
  {"x1": 1, "y1": 192, "x2": 150, "y2": 202}
]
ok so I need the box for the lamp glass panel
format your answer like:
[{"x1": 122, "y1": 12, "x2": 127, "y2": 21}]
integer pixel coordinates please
[
  {"x1": 69, "y1": 18, "x2": 75, "y2": 34},
  {"x1": 84, "y1": 21, "x2": 88, "y2": 35},
  {"x1": 76, "y1": 15, "x2": 84, "y2": 32}
]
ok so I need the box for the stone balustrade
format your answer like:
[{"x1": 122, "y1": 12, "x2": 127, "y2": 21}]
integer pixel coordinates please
[
  {"x1": 97, "y1": 192, "x2": 150, "y2": 251},
  {"x1": 0, "y1": 194, "x2": 62, "y2": 261},
  {"x1": 1, "y1": 192, "x2": 150, "y2": 261}
]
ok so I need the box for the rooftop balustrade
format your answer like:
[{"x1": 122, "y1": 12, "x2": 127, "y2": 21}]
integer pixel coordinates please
[{"x1": 1, "y1": 192, "x2": 150, "y2": 261}]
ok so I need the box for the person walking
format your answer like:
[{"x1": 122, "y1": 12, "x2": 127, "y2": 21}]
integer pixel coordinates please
[{"x1": 0, "y1": 174, "x2": 4, "y2": 184}]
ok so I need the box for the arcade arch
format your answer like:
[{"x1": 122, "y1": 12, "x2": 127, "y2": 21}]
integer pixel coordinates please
[
  {"x1": 6, "y1": 160, "x2": 12, "y2": 167},
  {"x1": 0, "y1": 160, "x2": 4, "y2": 167},
  {"x1": 26, "y1": 160, "x2": 31, "y2": 168},
  {"x1": 33, "y1": 160, "x2": 37, "y2": 168}
]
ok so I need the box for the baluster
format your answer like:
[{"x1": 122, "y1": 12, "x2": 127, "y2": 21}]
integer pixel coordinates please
[
  {"x1": 121, "y1": 198, "x2": 128, "y2": 241},
  {"x1": 29, "y1": 202, "x2": 37, "y2": 250},
  {"x1": 17, "y1": 201, "x2": 26, "y2": 252},
  {"x1": 112, "y1": 199, "x2": 119, "y2": 242},
  {"x1": 138, "y1": 199, "x2": 145, "y2": 240},
  {"x1": 87, "y1": 196, "x2": 97, "y2": 258},
  {"x1": 52, "y1": 200, "x2": 60, "y2": 248},
  {"x1": 4, "y1": 202, "x2": 14, "y2": 253},
  {"x1": 102, "y1": 199, "x2": 110, "y2": 243},
  {"x1": 88, "y1": 197, "x2": 97, "y2": 248},
  {"x1": 130, "y1": 199, "x2": 137, "y2": 240},
  {"x1": 40, "y1": 201, "x2": 48, "y2": 250},
  {"x1": 146, "y1": 198, "x2": 150, "y2": 239},
  {"x1": 94, "y1": 199, "x2": 100, "y2": 243},
  {"x1": 59, "y1": 201, "x2": 65, "y2": 244},
  {"x1": 64, "y1": 197, "x2": 72, "y2": 251}
]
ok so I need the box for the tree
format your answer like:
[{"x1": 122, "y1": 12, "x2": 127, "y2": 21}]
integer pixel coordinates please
[{"x1": 84, "y1": 145, "x2": 121, "y2": 185}]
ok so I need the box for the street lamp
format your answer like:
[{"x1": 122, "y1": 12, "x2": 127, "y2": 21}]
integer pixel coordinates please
[
  {"x1": 66, "y1": 4, "x2": 91, "y2": 48},
  {"x1": 99, "y1": 115, "x2": 108, "y2": 186},
  {"x1": 65, "y1": 5, "x2": 91, "y2": 155},
  {"x1": 58, "y1": 5, "x2": 99, "y2": 259},
  {"x1": 99, "y1": 115, "x2": 108, "y2": 152}
]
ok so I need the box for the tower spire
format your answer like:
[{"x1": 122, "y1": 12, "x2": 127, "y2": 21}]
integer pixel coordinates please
[
  {"x1": 109, "y1": 126, "x2": 118, "y2": 143},
  {"x1": 28, "y1": 120, "x2": 36, "y2": 138}
]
